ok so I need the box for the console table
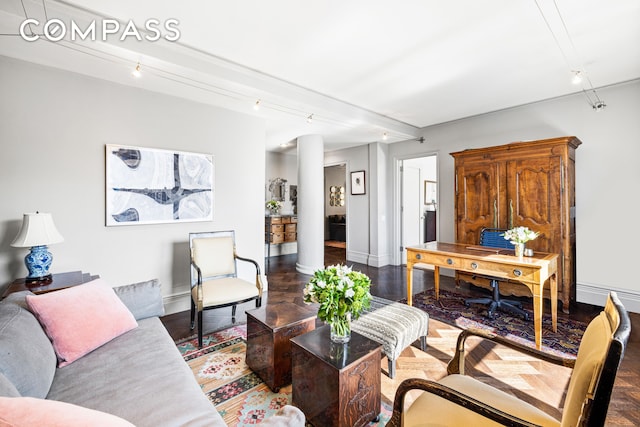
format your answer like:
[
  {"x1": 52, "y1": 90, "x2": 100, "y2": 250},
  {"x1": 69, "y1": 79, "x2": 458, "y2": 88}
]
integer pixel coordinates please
[{"x1": 406, "y1": 242, "x2": 558, "y2": 349}]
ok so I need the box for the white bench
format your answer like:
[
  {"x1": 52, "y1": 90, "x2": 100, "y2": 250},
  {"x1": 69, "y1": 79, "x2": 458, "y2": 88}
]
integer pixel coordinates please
[{"x1": 351, "y1": 296, "x2": 429, "y2": 378}]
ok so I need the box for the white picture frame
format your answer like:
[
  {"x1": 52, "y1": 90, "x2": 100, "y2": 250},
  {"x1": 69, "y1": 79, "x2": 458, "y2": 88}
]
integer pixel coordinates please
[{"x1": 105, "y1": 144, "x2": 214, "y2": 226}]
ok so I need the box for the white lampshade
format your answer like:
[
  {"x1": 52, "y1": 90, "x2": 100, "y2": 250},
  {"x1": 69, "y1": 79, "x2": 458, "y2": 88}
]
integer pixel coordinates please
[{"x1": 11, "y1": 212, "x2": 64, "y2": 248}]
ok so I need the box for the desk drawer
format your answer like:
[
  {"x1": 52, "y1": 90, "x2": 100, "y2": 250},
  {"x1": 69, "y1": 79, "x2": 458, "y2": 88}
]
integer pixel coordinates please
[
  {"x1": 408, "y1": 251, "x2": 455, "y2": 267},
  {"x1": 458, "y1": 259, "x2": 537, "y2": 282}
]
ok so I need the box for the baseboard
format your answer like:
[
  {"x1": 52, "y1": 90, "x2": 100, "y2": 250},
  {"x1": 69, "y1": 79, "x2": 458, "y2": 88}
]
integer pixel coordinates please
[
  {"x1": 366, "y1": 253, "x2": 392, "y2": 267},
  {"x1": 346, "y1": 250, "x2": 369, "y2": 265},
  {"x1": 577, "y1": 283, "x2": 640, "y2": 314},
  {"x1": 163, "y1": 291, "x2": 190, "y2": 315}
]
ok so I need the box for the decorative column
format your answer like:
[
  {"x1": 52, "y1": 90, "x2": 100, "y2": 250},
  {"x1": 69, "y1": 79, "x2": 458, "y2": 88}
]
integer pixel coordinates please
[{"x1": 296, "y1": 134, "x2": 324, "y2": 274}]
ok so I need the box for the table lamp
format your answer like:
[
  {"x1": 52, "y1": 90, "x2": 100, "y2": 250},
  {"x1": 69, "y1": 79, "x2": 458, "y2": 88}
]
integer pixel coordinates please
[{"x1": 11, "y1": 212, "x2": 64, "y2": 284}]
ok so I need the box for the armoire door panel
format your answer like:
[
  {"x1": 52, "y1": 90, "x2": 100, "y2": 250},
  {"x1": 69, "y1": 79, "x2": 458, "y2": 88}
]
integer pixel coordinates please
[
  {"x1": 455, "y1": 163, "x2": 500, "y2": 244},
  {"x1": 507, "y1": 157, "x2": 562, "y2": 255}
]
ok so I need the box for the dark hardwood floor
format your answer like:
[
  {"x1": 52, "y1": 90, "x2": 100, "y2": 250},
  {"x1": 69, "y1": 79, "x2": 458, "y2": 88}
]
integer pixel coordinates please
[{"x1": 162, "y1": 245, "x2": 639, "y2": 426}]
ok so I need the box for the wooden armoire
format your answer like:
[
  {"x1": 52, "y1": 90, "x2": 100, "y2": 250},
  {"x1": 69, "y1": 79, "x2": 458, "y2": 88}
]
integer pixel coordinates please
[{"x1": 450, "y1": 136, "x2": 580, "y2": 313}]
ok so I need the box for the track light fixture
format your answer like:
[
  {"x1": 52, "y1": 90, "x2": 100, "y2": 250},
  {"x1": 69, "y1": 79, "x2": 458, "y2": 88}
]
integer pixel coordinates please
[
  {"x1": 254, "y1": 99, "x2": 261, "y2": 110},
  {"x1": 571, "y1": 70, "x2": 582, "y2": 85},
  {"x1": 306, "y1": 113, "x2": 314, "y2": 123},
  {"x1": 132, "y1": 62, "x2": 141, "y2": 78},
  {"x1": 534, "y1": 0, "x2": 605, "y2": 111},
  {"x1": 382, "y1": 132, "x2": 388, "y2": 141},
  {"x1": 592, "y1": 100, "x2": 606, "y2": 112}
]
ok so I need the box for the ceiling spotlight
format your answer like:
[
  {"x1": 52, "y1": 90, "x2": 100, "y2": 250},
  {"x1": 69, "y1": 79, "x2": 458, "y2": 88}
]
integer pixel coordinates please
[
  {"x1": 571, "y1": 70, "x2": 582, "y2": 85},
  {"x1": 592, "y1": 100, "x2": 606, "y2": 112},
  {"x1": 254, "y1": 99, "x2": 261, "y2": 110},
  {"x1": 382, "y1": 132, "x2": 388, "y2": 141},
  {"x1": 306, "y1": 114, "x2": 314, "y2": 123},
  {"x1": 132, "y1": 63, "x2": 142, "y2": 78}
]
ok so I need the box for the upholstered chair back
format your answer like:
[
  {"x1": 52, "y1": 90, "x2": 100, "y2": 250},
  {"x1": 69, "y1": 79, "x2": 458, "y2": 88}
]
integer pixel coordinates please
[
  {"x1": 191, "y1": 236, "x2": 236, "y2": 280},
  {"x1": 561, "y1": 295, "x2": 624, "y2": 426}
]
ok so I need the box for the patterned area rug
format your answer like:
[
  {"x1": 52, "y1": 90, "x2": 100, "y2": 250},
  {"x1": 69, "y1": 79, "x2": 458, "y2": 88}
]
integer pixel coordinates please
[
  {"x1": 176, "y1": 326, "x2": 392, "y2": 426},
  {"x1": 404, "y1": 289, "x2": 587, "y2": 358}
]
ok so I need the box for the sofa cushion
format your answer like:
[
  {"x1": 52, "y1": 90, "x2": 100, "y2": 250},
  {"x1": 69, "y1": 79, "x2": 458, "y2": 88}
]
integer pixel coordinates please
[
  {"x1": 0, "y1": 372, "x2": 20, "y2": 398},
  {"x1": 0, "y1": 295, "x2": 56, "y2": 398},
  {"x1": 26, "y1": 278, "x2": 138, "y2": 367},
  {"x1": 47, "y1": 317, "x2": 226, "y2": 426},
  {"x1": 113, "y1": 278, "x2": 165, "y2": 320},
  {"x1": 0, "y1": 397, "x2": 135, "y2": 427}
]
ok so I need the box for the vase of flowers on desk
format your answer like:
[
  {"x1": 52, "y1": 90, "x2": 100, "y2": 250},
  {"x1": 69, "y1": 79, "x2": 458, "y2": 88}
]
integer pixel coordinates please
[
  {"x1": 502, "y1": 226, "x2": 539, "y2": 257},
  {"x1": 303, "y1": 264, "x2": 371, "y2": 343}
]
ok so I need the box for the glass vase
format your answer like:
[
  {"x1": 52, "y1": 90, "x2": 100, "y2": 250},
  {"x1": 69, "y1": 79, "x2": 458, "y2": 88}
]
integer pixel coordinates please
[
  {"x1": 514, "y1": 243, "x2": 525, "y2": 257},
  {"x1": 329, "y1": 312, "x2": 351, "y2": 343}
]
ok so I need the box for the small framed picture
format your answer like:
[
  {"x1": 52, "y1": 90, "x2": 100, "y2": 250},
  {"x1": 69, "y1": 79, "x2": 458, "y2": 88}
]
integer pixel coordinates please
[{"x1": 350, "y1": 170, "x2": 366, "y2": 195}]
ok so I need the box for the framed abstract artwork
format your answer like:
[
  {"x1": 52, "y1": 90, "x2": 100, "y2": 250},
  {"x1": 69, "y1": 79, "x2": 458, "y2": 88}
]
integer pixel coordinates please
[
  {"x1": 350, "y1": 170, "x2": 366, "y2": 195},
  {"x1": 105, "y1": 144, "x2": 214, "y2": 226}
]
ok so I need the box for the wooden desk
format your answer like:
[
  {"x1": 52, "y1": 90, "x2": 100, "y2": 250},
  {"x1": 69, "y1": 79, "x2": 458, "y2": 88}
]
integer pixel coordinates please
[{"x1": 406, "y1": 242, "x2": 558, "y2": 349}]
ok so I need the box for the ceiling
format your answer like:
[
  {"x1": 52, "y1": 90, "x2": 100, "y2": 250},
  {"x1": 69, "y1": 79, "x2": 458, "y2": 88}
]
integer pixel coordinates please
[{"x1": 1, "y1": 1, "x2": 639, "y2": 152}]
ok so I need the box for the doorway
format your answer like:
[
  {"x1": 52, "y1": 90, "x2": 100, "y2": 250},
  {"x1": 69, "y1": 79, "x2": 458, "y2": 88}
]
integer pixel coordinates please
[
  {"x1": 399, "y1": 155, "x2": 437, "y2": 264},
  {"x1": 324, "y1": 163, "x2": 347, "y2": 264}
]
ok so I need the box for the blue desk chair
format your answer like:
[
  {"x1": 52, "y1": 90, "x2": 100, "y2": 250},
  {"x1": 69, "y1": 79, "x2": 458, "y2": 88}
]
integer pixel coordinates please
[{"x1": 464, "y1": 228, "x2": 530, "y2": 320}]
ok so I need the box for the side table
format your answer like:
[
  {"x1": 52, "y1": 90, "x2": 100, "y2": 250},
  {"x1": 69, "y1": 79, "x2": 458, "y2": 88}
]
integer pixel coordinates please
[
  {"x1": 1, "y1": 271, "x2": 99, "y2": 299},
  {"x1": 245, "y1": 302, "x2": 316, "y2": 391},
  {"x1": 291, "y1": 326, "x2": 382, "y2": 427}
]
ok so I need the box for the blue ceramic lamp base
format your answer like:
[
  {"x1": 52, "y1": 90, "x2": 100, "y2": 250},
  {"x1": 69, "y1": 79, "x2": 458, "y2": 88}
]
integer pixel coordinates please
[{"x1": 24, "y1": 245, "x2": 54, "y2": 284}]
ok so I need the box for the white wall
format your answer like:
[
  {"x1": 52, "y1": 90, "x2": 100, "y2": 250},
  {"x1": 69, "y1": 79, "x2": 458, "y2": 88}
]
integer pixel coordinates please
[
  {"x1": 0, "y1": 57, "x2": 266, "y2": 314},
  {"x1": 389, "y1": 80, "x2": 640, "y2": 312}
]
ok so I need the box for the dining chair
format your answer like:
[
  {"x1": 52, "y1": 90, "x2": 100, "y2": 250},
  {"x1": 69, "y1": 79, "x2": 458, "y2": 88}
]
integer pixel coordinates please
[{"x1": 189, "y1": 230, "x2": 263, "y2": 348}]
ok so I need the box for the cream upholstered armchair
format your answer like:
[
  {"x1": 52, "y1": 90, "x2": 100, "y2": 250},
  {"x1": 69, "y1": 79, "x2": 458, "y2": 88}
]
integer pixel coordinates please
[
  {"x1": 389, "y1": 292, "x2": 630, "y2": 427},
  {"x1": 189, "y1": 231, "x2": 263, "y2": 348}
]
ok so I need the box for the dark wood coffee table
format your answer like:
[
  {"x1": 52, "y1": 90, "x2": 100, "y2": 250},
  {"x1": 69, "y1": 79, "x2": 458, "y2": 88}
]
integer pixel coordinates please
[
  {"x1": 291, "y1": 326, "x2": 382, "y2": 427},
  {"x1": 245, "y1": 302, "x2": 316, "y2": 391}
]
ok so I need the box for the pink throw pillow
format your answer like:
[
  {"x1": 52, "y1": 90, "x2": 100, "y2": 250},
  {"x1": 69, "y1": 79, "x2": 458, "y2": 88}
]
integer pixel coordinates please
[
  {"x1": 26, "y1": 278, "x2": 138, "y2": 367},
  {"x1": 0, "y1": 397, "x2": 135, "y2": 427}
]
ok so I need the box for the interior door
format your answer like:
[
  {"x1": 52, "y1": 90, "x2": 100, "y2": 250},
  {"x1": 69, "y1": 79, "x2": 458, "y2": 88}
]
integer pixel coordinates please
[{"x1": 401, "y1": 164, "x2": 422, "y2": 264}]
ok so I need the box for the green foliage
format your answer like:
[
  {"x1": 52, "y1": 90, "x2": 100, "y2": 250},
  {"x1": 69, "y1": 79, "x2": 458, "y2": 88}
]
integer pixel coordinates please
[{"x1": 303, "y1": 264, "x2": 372, "y2": 324}]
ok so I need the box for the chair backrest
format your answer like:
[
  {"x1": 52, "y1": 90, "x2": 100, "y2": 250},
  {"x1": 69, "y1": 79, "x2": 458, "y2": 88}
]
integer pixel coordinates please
[
  {"x1": 561, "y1": 292, "x2": 630, "y2": 427},
  {"x1": 479, "y1": 228, "x2": 512, "y2": 249},
  {"x1": 189, "y1": 231, "x2": 237, "y2": 287}
]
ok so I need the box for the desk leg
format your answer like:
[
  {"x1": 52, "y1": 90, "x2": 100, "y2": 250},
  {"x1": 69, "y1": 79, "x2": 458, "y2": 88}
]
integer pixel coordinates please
[
  {"x1": 550, "y1": 274, "x2": 558, "y2": 333},
  {"x1": 433, "y1": 265, "x2": 440, "y2": 301},
  {"x1": 533, "y1": 284, "x2": 543, "y2": 350},
  {"x1": 407, "y1": 262, "x2": 413, "y2": 306}
]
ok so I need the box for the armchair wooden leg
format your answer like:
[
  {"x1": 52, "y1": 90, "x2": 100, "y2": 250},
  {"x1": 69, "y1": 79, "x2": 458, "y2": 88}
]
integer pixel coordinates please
[
  {"x1": 190, "y1": 298, "x2": 196, "y2": 330},
  {"x1": 197, "y1": 311, "x2": 203, "y2": 349}
]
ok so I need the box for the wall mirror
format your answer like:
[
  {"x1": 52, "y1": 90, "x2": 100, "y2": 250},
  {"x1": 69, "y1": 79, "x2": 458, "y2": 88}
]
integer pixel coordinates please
[
  {"x1": 329, "y1": 186, "x2": 345, "y2": 206},
  {"x1": 424, "y1": 180, "x2": 437, "y2": 208},
  {"x1": 269, "y1": 178, "x2": 287, "y2": 201}
]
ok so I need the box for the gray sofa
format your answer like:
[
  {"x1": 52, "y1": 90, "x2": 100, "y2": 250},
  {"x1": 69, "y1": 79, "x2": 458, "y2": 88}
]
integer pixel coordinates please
[{"x1": 0, "y1": 279, "x2": 303, "y2": 426}]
